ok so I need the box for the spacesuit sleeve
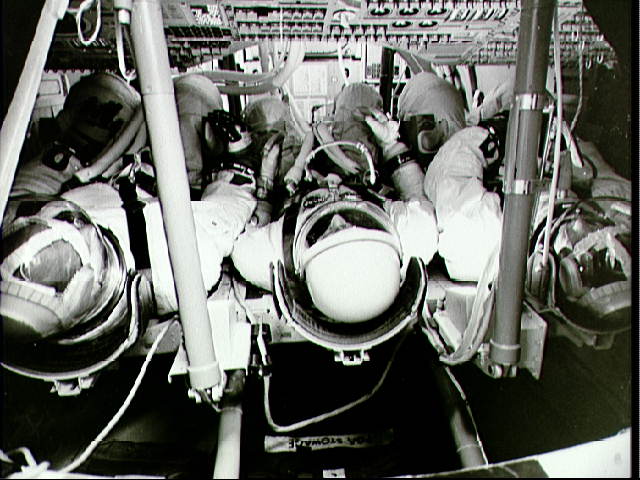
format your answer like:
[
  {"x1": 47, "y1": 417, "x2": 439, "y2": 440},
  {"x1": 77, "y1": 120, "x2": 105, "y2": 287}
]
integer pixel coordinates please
[
  {"x1": 231, "y1": 217, "x2": 285, "y2": 292},
  {"x1": 11, "y1": 155, "x2": 79, "y2": 197},
  {"x1": 576, "y1": 138, "x2": 631, "y2": 200},
  {"x1": 424, "y1": 127, "x2": 503, "y2": 281},
  {"x1": 146, "y1": 179, "x2": 257, "y2": 315},
  {"x1": 385, "y1": 199, "x2": 439, "y2": 272}
]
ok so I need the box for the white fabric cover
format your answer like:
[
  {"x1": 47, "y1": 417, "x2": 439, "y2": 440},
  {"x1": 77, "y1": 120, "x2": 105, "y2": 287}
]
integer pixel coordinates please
[
  {"x1": 424, "y1": 127, "x2": 503, "y2": 281},
  {"x1": 232, "y1": 217, "x2": 285, "y2": 291},
  {"x1": 62, "y1": 183, "x2": 136, "y2": 270},
  {"x1": 11, "y1": 154, "x2": 83, "y2": 197},
  {"x1": 231, "y1": 198, "x2": 438, "y2": 291},
  {"x1": 147, "y1": 179, "x2": 256, "y2": 314},
  {"x1": 62, "y1": 180, "x2": 256, "y2": 315},
  {"x1": 385, "y1": 199, "x2": 438, "y2": 277}
]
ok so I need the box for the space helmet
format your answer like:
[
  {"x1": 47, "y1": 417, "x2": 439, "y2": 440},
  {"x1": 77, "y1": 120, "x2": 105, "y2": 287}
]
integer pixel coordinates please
[
  {"x1": 1, "y1": 197, "x2": 147, "y2": 383},
  {"x1": 273, "y1": 186, "x2": 426, "y2": 352},
  {"x1": 528, "y1": 198, "x2": 632, "y2": 334},
  {"x1": 555, "y1": 218, "x2": 631, "y2": 334},
  {"x1": 55, "y1": 72, "x2": 141, "y2": 164}
]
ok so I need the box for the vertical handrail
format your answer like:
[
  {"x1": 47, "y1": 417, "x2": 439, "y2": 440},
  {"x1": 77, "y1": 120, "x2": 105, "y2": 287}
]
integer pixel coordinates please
[
  {"x1": 490, "y1": 0, "x2": 556, "y2": 370},
  {"x1": 130, "y1": 0, "x2": 221, "y2": 391}
]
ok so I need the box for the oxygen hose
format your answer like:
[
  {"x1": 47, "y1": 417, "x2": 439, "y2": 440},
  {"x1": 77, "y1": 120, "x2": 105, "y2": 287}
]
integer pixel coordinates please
[
  {"x1": 304, "y1": 138, "x2": 376, "y2": 185},
  {"x1": 433, "y1": 365, "x2": 488, "y2": 468},
  {"x1": 202, "y1": 70, "x2": 274, "y2": 83},
  {"x1": 312, "y1": 122, "x2": 362, "y2": 175},
  {"x1": 541, "y1": 7, "x2": 564, "y2": 270},
  {"x1": 215, "y1": 42, "x2": 305, "y2": 96},
  {"x1": 213, "y1": 369, "x2": 246, "y2": 479},
  {"x1": 439, "y1": 245, "x2": 500, "y2": 366}
]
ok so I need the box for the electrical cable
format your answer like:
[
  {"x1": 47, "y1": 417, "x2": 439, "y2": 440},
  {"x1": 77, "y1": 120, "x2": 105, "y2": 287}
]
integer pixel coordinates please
[
  {"x1": 304, "y1": 140, "x2": 376, "y2": 185},
  {"x1": 199, "y1": 388, "x2": 222, "y2": 413},
  {"x1": 570, "y1": 41, "x2": 584, "y2": 133},
  {"x1": 230, "y1": 275, "x2": 270, "y2": 368},
  {"x1": 540, "y1": 6, "x2": 564, "y2": 269},
  {"x1": 59, "y1": 319, "x2": 177, "y2": 473},
  {"x1": 68, "y1": 0, "x2": 101, "y2": 46},
  {"x1": 115, "y1": 15, "x2": 137, "y2": 83},
  {"x1": 263, "y1": 330, "x2": 408, "y2": 433}
]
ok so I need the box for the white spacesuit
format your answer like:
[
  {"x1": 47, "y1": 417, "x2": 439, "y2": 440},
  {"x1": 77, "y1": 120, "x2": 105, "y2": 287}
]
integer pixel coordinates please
[
  {"x1": 232, "y1": 83, "x2": 439, "y2": 325},
  {"x1": 395, "y1": 71, "x2": 504, "y2": 282}
]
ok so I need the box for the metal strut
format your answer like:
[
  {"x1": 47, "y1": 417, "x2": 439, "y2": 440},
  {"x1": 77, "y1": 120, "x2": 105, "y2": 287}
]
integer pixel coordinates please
[{"x1": 490, "y1": 0, "x2": 557, "y2": 371}]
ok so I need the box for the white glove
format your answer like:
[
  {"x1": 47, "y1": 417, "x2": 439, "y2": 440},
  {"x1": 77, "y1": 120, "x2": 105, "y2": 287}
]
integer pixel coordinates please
[
  {"x1": 360, "y1": 107, "x2": 408, "y2": 160},
  {"x1": 362, "y1": 108, "x2": 400, "y2": 148}
]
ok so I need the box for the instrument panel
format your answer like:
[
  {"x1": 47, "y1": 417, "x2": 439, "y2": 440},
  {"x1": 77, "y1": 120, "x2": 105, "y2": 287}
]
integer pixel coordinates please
[{"x1": 45, "y1": 0, "x2": 617, "y2": 71}]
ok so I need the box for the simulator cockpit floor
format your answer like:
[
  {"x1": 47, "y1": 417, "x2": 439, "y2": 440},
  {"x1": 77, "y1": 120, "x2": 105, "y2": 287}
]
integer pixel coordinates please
[
  {"x1": 2, "y1": 315, "x2": 631, "y2": 478},
  {"x1": 0, "y1": 0, "x2": 634, "y2": 477}
]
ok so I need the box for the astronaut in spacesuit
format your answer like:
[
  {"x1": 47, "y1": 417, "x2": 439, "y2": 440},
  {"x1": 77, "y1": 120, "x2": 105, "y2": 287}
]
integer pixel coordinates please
[
  {"x1": 388, "y1": 71, "x2": 505, "y2": 282},
  {"x1": 0, "y1": 74, "x2": 273, "y2": 350},
  {"x1": 231, "y1": 83, "x2": 438, "y2": 324}
]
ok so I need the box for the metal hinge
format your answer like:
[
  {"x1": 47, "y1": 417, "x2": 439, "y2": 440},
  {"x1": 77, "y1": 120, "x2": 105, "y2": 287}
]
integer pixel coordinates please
[{"x1": 334, "y1": 350, "x2": 370, "y2": 366}]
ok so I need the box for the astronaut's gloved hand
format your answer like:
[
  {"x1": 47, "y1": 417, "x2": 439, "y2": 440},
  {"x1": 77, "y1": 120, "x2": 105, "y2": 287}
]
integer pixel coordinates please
[
  {"x1": 250, "y1": 199, "x2": 273, "y2": 228},
  {"x1": 357, "y1": 107, "x2": 408, "y2": 160}
]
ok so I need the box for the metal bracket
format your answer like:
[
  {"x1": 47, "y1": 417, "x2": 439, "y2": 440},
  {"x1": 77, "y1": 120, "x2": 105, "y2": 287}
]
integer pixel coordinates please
[
  {"x1": 515, "y1": 93, "x2": 548, "y2": 111},
  {"x1": 503, "y1": 178, "x2": 549, "y2": 195},
  {"x1": 334, "y1": 350, "x2": 370, "y2": 366},
  {"x1": 51, "y1": 375, "x2": 98, "y2": 396}
]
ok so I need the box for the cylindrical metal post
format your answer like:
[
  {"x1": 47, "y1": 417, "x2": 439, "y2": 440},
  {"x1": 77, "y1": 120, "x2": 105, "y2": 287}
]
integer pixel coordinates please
[
  {"x1": 130, "y1": 0, "x2": 220, "y2": 390},
  {"x1": 213, "y1": 370, "x2": 246, "y2": 479},
  {"x1": 432, "y1": 364, "x2": 487, "y2": 468},
  {"x1": 490, "y1": 0, "x2": 556, "y2": 367},
  {"x1": 379, "y1": 47, "x2": 395, "y2": 114},
  {"x1": 213, "y1": 407, "x2": 243, "y2": 478},
  {"x1": 0, "y1": 0, "x2": 69, "y2": 219}
]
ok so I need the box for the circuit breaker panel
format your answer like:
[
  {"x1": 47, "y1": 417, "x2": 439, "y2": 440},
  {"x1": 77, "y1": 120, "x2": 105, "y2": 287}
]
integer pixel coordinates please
[{"x1": 47, "y1": 0, "x2": 616, "y2": 71}]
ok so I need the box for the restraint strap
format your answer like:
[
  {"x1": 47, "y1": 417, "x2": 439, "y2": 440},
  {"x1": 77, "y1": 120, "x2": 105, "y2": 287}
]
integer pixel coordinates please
[{"x1": 116, "y1": 176, "x2": 151, "y2": 270}]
